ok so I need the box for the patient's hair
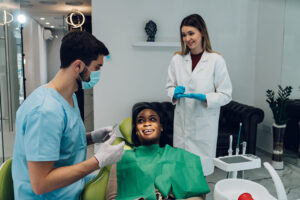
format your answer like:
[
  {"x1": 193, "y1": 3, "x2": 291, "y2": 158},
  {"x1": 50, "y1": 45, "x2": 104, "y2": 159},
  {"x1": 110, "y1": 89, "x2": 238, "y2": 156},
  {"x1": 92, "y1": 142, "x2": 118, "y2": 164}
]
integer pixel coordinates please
[{"x1": 131, "y1": 102, "x2": 173, "y2": 147}]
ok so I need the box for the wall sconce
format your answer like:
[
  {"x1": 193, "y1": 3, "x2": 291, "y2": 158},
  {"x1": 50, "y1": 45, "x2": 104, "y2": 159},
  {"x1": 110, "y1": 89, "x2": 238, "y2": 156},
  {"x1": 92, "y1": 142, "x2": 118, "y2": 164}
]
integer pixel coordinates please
[
  {"x1": 65, "y1": 10, "x2": 85, "y2": 30},
  {"x1": 0, "y1": 9, "x2": 14, "y2": 26}
]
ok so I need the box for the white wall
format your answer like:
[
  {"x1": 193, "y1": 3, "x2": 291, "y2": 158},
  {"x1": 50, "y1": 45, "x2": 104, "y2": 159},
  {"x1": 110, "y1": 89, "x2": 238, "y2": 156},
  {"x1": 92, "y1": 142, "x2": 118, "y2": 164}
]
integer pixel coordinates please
[
  {"x1": 281, "y1": 0, "x2": 300, "y2": 98},
  {"x1": 254, "y1": 0, "x2": 286, "y2": 152},
  {"x1": 92, "y1": 0, "x2": 260, "y2": 130},
  {"x1": 23, "y1": 18, "x2": 47, "y2": 95},
  {"x1": 46, "y1": 29, "x2": 64, "y2": 81}
]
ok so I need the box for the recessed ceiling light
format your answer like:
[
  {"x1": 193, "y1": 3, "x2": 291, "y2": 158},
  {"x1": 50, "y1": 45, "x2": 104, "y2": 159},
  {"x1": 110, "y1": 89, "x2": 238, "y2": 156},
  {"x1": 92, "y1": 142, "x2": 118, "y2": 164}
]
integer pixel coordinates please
[
  {"x1": 39, "y1": 1, "x2": 57, "y2": 5},
  {"x1": 65, "y1": 1, "x2": 83, "y2": 6},
  {"x1": 40, "y1": 17, "x2": 45, "y2": 20},
  {"x1": 45, "y1": 22, "x2": 50, "y2": 25},
  {"x1": 50, "y1": 25, "x2": 55, "y2": 28},
  {"x1": 17, "y1": 14, "x2": 27, "y2": 24}
]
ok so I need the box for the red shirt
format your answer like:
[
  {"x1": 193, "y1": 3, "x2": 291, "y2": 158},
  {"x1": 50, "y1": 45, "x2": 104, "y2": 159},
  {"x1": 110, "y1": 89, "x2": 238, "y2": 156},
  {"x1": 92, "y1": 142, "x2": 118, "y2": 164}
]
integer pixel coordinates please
[{"x1": 191, "y1": 51, "x2": 204, "y2": 71}]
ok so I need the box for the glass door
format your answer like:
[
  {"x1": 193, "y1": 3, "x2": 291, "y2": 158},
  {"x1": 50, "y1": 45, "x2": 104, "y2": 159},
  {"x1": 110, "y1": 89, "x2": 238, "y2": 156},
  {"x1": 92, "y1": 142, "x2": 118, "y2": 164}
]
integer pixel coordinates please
[{"x1": 0, "y1": 6, "x2": 23, "y2": 164}]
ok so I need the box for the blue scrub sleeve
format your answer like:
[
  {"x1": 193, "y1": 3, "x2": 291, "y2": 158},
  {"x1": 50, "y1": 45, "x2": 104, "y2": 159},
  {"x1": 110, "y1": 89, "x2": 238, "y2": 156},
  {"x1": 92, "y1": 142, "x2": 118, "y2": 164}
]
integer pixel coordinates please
[{"x1": 24, "y1": 108, "x2": 65, "y2": 161}]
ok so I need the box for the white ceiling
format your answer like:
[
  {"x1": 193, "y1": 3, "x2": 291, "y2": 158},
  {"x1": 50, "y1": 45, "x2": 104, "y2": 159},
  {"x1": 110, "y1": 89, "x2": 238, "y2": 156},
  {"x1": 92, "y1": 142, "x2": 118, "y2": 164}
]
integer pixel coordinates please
[{"x1": 20, "y1": 0, "x2": 91, "y2": 30}]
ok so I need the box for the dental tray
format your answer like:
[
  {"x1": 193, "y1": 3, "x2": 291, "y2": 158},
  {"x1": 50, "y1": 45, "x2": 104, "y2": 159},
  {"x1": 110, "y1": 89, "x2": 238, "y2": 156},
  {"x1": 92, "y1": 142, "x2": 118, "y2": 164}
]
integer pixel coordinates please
[{"x1": 213, "y1": 154, "x2": 261, "y2": 172}]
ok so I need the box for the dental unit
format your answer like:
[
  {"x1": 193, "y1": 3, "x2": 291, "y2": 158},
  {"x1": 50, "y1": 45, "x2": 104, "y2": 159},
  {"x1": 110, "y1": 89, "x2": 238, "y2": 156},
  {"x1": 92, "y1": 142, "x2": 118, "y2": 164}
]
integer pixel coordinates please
[{"x1": 213, "y1": 123, "x2": 288, "y2": 200}]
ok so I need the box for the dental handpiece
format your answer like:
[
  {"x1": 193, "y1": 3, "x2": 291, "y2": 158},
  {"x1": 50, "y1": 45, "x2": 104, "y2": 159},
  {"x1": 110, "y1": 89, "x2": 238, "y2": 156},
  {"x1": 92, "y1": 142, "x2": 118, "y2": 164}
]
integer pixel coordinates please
[
  {"x1": 228, "y1": 135, "x2": 233, "y2": 156},
  {"x1": 242, "y1": 141, "x2": 247, "y2": 155},
  {"x1": 236, "y1": 123, "x2": 242, "y2": 155}
]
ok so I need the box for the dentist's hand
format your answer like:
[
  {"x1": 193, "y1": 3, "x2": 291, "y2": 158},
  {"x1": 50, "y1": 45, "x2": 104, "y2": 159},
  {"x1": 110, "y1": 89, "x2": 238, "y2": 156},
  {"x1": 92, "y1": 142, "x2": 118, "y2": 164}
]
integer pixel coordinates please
[
  {"x1": 173, "y1": 86, "x2": 186, "y2": 99},
  {"x1": 91, "y1": 126, "x2": 113, "y2": 143},
  {"x1": 94, "y1": 132, "x2": 125, "y2": 168},
  {"x1": 182, "y1": 93, "x2": 207, "y2": 101}
]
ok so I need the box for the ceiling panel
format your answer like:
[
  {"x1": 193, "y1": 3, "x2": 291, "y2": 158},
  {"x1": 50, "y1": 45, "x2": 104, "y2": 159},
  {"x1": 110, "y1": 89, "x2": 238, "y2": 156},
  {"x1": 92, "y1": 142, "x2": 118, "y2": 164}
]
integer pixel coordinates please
[{"x1": 20, "y1": 0, "x2": 91, "y2": 30}]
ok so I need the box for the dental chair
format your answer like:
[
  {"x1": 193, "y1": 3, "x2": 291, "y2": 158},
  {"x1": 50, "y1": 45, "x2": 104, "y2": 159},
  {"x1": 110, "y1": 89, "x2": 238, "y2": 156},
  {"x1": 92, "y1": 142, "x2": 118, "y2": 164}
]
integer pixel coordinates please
[
  {"x1": 0, "y1": 158, "x2": 14, "y2": 200},
  {"x1": 81, "y1": 101, "x2": 174, "y2": 200},
  {"x1": 80, "y1": 118, "x2": 133, "y2": 200}
]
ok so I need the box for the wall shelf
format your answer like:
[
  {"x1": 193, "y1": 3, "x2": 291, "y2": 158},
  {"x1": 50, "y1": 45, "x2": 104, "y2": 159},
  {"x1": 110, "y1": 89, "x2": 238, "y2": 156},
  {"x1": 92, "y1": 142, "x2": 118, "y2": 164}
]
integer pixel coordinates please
[{"x1": 132, "y1": 41, "x2": 180, "y2": 47}]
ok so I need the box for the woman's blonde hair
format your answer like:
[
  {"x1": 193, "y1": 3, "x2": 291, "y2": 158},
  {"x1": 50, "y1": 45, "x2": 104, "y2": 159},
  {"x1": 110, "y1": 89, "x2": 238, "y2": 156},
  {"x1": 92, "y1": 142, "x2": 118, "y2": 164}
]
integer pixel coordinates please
[{"x1": 179, "y1": 14, "x2": 214, "y2": 55}]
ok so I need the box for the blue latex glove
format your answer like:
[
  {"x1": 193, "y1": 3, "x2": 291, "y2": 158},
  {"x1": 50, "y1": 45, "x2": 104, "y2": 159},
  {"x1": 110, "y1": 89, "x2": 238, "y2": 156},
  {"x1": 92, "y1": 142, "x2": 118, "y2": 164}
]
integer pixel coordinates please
[
  {"x1": 173, "y1": 86, "x2": 186, "y2": 99},
  {"x1": 180, "y1": 93, "x2": 206, "y2": 101}
]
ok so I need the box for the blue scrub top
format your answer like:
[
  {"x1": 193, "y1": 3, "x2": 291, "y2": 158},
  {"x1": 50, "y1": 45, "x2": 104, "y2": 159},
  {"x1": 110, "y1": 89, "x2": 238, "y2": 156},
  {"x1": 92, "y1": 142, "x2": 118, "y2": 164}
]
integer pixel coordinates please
[{"x1": 12, "y1": 86, "x2": 88, "y2": 200}]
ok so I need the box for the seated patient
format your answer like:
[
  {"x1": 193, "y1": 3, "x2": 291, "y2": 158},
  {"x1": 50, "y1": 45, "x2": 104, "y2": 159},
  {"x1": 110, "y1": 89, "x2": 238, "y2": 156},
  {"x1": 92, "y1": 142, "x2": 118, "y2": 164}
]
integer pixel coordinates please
[{"x1": 106, "y1": 102, "x2": 210, "y2": 200}]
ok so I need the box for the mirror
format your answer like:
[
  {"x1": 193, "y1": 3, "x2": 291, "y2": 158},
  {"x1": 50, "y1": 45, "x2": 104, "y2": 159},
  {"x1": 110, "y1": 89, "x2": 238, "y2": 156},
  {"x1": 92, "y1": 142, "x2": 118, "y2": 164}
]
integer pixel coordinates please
[{"x1": 281, "y1": 0, "x2": 300, "y2": 166}]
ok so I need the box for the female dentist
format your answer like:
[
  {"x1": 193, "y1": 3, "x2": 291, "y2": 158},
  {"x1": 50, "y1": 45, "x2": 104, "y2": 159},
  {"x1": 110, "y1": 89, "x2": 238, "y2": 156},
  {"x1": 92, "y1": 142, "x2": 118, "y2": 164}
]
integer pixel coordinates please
[
  {"x1": 166, "y1": 14, "x2": 232, "y2": 176},
  {"x1": 12, "y1": 31, "x2": 124, "y2": 200}
]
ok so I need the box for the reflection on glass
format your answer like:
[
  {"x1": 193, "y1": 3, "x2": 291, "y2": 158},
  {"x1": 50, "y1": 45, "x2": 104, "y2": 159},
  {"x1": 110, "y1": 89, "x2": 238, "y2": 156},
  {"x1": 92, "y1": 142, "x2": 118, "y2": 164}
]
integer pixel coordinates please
[{"x1": 0, "y1": 4, "x2": 23, "y2": 163}]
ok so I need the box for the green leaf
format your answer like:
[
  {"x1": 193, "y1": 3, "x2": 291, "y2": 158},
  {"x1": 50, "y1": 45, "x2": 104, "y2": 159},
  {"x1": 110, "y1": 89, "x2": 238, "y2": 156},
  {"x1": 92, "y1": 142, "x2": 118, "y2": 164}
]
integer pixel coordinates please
[{"x1": 265, "y1": 85, "x2": 293, "y2": 126}]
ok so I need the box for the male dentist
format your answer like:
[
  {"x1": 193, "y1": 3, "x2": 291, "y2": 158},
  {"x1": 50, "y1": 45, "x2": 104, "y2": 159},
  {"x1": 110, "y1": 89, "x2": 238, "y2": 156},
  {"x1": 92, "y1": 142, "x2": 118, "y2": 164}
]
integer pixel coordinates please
[{"x1": 12, "y1": 30, "x2": 124, "y2": 199}]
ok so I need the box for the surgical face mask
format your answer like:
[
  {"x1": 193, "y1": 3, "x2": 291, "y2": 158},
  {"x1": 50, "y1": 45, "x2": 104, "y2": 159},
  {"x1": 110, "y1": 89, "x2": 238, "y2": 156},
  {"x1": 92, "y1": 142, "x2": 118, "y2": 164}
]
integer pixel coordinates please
[{"x1": 82, "y1": 70, "x2": 101, "y2": 90}]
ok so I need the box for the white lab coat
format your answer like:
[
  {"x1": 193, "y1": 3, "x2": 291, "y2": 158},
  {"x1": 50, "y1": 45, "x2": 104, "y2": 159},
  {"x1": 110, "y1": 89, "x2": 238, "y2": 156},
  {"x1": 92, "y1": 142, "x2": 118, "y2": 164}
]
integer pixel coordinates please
[{"x1": 166, "y1": 51, "x2": 232, "y2": 176}]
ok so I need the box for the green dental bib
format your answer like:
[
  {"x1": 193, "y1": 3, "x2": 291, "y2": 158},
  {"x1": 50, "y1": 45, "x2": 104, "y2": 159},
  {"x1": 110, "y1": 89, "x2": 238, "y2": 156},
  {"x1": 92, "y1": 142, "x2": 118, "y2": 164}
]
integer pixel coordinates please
[{"x1": 116, "y1": 144, "x2": 210, "y2": 200}]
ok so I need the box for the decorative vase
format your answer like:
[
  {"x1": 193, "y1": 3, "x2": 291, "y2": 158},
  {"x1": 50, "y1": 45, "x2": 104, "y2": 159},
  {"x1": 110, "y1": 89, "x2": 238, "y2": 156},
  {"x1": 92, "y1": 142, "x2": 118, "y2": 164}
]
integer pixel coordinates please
[{"x1": 272, "y1": 123, "x2": 286, "y2": 170}]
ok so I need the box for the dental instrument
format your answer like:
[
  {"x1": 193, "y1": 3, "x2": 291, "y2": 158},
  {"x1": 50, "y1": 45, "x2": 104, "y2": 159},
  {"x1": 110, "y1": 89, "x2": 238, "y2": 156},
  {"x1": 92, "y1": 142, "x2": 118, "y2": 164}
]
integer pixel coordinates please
[
  {"x1": 236, "y1": 122, "x2": 242, "y2": 155},
  {"x1": 228, "y1": 135, "x2": 233, "y2": 156},
  {"x1": 102, "y1": 123, "x2": 118, "y2": 142},
  {"x1": 241, "y1": 141, "x2": 247, "y2": 178},
  {"x1": 242, "y1": 141, "x2": 247, "y2": 155}
]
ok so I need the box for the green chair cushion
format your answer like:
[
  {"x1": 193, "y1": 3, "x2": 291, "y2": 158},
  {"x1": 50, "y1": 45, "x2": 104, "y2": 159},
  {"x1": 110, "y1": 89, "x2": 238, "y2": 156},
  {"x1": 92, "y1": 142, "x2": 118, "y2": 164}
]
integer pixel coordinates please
[
  {"x1": 112, "y1": 137, "x2": 133, "y2": 150},
  {"x1": 119, "y1": 117, "x2": 132, "y2": 144},
  {"x1": 80, "y1": 166, "x2": 111, "y2": 200},
  {"x1": 0, "y1": 158, "x2": 14, "y2": 200},
  {"x1": 80, "y1": 136, "x2": 132, "y2": 200}
]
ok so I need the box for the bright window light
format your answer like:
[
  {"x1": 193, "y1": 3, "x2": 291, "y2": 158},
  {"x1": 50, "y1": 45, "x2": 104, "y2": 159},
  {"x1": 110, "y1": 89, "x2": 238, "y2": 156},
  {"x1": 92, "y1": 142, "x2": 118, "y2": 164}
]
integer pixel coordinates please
[{"x1": 17, "y1": 14, "x2": 26, "y2": 24}]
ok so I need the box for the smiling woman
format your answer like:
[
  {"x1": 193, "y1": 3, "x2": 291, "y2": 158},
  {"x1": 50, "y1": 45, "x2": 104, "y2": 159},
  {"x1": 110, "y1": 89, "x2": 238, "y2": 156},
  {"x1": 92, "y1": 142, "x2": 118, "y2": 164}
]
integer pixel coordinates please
[
  {"x1": 132, "y1": 102, "x2": 170, "y2": 147},
  {"x1": 135, "y1": 108, "x2": 162, "y2": 145},
  {"x1": 105, "y1": 102, "x2": 210, "y2": 200}
]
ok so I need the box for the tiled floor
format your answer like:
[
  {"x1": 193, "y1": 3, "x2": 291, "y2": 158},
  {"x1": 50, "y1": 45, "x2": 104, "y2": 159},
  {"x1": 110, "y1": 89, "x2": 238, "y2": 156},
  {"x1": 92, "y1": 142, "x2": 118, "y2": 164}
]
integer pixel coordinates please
[{"x1": 205, "y1": 149, "x2": 300, "y2": 200}]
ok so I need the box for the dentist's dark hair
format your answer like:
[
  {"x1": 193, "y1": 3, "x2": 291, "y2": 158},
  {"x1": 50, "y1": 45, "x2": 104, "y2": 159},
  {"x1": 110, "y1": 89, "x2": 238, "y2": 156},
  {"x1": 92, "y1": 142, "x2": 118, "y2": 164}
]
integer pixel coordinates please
[
  {"x1": 60, "y1": 30, "x2": 109, "y2": 68},
  {"x1": 179, "y1": 14, "x2": 214, "y2": 55}
]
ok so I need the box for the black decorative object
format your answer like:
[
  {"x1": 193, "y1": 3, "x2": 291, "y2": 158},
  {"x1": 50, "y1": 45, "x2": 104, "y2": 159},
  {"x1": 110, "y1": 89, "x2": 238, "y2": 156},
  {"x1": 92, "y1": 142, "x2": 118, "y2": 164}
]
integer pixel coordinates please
[{"x1": 145, "y1": 20, "x2": 157, "y2": 42}]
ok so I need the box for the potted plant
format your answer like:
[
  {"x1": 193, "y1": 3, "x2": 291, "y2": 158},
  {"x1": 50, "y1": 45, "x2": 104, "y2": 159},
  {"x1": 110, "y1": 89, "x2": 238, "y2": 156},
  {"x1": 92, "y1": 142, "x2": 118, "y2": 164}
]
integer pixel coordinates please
[{"x1": 266, "y1": 85, "x2": 293, "y2": 169}]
